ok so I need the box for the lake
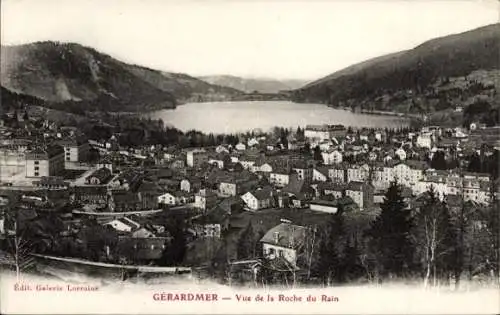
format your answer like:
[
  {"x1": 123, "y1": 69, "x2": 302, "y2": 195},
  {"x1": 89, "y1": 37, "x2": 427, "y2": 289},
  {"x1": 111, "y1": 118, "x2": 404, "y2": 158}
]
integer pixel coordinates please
[{"x1": 147, "y1": 101, "x2": 409, "y2": 134}]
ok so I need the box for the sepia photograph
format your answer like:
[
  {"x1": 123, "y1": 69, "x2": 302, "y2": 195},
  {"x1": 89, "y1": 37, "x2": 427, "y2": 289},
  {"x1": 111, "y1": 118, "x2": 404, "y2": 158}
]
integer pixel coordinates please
[{"x1": 0, "y1": 0, "x2": 499, "y2": 314}]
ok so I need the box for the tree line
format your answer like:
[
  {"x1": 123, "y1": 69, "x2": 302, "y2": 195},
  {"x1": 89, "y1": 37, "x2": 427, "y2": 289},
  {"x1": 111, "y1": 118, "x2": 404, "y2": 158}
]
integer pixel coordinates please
[{"x1": 311, "y1": 182, "x2": 499, "y2": 287}]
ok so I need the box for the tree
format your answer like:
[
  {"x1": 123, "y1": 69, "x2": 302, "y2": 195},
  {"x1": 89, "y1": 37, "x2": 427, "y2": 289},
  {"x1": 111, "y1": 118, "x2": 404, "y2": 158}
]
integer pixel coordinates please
[
  {"x1": 467, "y1": 153, "x2": 482, "y2": 173},
  {"x1": 480, "y1": 199, "x2": 500, "y2": 285},
  {"x1": 237, "y1": 222, "x2": 256, "y2": 259},
  {"x1": 296, "y1": 126, "x2": 305, "y2": 142},
  {"x1": 8, "y1": 218, "x2": 33, "y2": 281},
  {"x1": 313, "y1": 145, "x2": 323, "y2": 162},
  {"x1": 341, "y1": 237, "x2": 364, "y2": 282},
  {"x1": 414, "y1": 187, "x2": 454, "y2": 287},
  {"x1": 315, "y1": 211, "x2": 345, "y2": 285},
  {"x1": 161, "y1": 216, "x2": 187, "y2": 265},
  {"x1": 431, "y1": 151, "x2": 447, "y2": 170},
  {"x1": 367, "y1": 181, "x2": 414, "y2": 279}
]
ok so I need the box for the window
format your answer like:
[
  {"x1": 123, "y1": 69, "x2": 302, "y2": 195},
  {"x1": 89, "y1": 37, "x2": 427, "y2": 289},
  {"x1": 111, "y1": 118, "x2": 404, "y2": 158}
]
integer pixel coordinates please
[
  {"x1": 34, "y1": 166, "x2": 39, "y2": 171},
  {"x1": 34, "y1": 161, "x2": 39, "y2": 165},
  {"x1": 34, "y1": 172, "x2": 39, "y2": 176}
]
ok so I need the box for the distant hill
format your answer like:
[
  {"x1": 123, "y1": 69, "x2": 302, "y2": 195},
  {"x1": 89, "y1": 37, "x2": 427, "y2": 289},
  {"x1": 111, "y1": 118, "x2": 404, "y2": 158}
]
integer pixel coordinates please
[
  {"x1": 199, "y1": 75, "x2": 308, "y2": 94},
  {"x1": 292, "y1": 24, "x2": 500, "y2": 115},
  {"x1": 1, "y1": 41, "x2": 242, "y2": 112}
]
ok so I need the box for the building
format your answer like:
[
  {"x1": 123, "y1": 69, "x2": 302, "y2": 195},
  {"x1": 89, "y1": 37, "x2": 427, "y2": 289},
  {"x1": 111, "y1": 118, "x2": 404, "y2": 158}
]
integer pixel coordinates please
[
  {"x1": 292, "y1": 164, "x2": 313, "y2": 183},
  {"x1": 180, "y1": 178, "x2": 202, "y2": 193},
  {"x1": 309, "y1": 199, "x2": 339, "y2": 214},
  {"x1": 0, "y1": 145, "x2": 27, "y2": 180},
  {"x1": 270, "y1": 169, "x2": 293, "y2": 187},
  {"x1": 25, "y1": 144, "x2": 65, "y2": 178},
  {"x1": 328, "y1": 165, "x2": 347, "y2": 183},
  {"x1": 85, "y1": 167, "x2": 112, "y2": 185},
  {"x1": 395, "y1": 148, "x2": 407, "y2": 160},
  {"x1": 33, "y1": 176, "x2": 69, "y2": 189},
  {"x1": 58, "y1": 135, "x2": 90, "y2": 163},
  {"x1": 316, "y1": 182, "x2": 346, "y2": 199},
  {"x1": 260, "y1": 222, "x2": 307, "y2": 266},
  {"x1": 347, "y1": 163, "x2": 370, "y2": 183},
  {"x1": 321, "y1": 149, "x2": 343, "y2": 165},
  {"x1": 392, "y1": 161, "x2": 425, "y2": 188},
  {"x1": 345, "y1": 181, "x2": 374, "y2": 210},
  {"x1": 192, "y1": 206, "x2": 230, "y2": 238},
  {"x1": 304, "y1": 125, "x2": 346, "y2": 143},
  {"x1": 158, "y1": 191, "x2": 190, "y2": 206},
  {"x1": 186, "y1": 149, "x2": 208, "y2": 168},
  {"x1": 241, "y1": 187, "x2": 273, "y2": 211},
  {"x1": 105, "y1": 217, "x2": 141, "y2": 233},
  {"x1": 312, "y1": 167, "x2": 329, "y2": 182},
  {"x1": 194, "y1": 189, "x2": 218, "y2": 211},
  {"x1": 416, "y1": 133, "x2": 433, "y2": 149},
  {"x1": 235, "y1": 143, "x2": 247, "y2": 151},
  {"x1": 71, "y1": 186, "x2": 108, "y2": 206},
  {"x1": 252, "y1": 161, "x2": 273, "y2": 173},
  {"x1": 219, "y1": 177, "x2": 259, "y2": 197},
  {"x1": 108, "y1": 191, "x2": 142, "y2": 212}
]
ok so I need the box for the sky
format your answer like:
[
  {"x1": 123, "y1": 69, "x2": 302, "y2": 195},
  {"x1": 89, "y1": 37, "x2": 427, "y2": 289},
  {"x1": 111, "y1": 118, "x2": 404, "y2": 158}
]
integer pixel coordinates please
[{"x1": 1, "y1": 0, "x2": 498, "y2": 80}]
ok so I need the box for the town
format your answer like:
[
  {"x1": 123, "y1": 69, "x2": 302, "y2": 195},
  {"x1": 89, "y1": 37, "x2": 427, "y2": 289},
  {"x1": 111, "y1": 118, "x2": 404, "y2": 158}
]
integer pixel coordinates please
[{"x1": 0, "y1": 108, "x2": 499, "y2": 288}]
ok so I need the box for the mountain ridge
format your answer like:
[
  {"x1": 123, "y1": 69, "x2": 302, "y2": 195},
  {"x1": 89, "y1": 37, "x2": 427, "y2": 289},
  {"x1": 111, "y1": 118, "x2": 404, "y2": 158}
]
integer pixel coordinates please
[
  {"x1": 292, "y1": 23, "x2": 500, "y2": 115},
  {"x1": 199, "y1": 74, "x2": 308, "y2": 93},
  {"x1": 1, "y1": 41, "x2": 242, "y2": 112}
]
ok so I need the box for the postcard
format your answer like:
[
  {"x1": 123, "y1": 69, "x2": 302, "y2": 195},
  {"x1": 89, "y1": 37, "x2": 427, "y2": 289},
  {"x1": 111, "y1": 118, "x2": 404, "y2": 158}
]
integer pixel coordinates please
[{"x1": 0, "y1": 0, "x2": 499, "y2": 314}]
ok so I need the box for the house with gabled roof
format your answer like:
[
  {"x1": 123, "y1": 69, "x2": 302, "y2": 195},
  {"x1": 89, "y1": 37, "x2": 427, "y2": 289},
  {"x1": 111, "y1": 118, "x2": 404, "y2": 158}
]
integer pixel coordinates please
[
  {"x1": 282, "y1": 176, "x2": 314, "y2": 207},
  {"x1": 192, "y1": 205, "x2": 231, "y2": 238},
  {"x1": 241, "y1": 186, "x2": 274, "y2": 211},
  {"x1": 314, "y1": 182, "x2": 346, "y2": 199},
  {"x1": 180, "y1": 177, "x2": 202, "y2": 193},
  {"x1": 321, "y1": 149, "x2": 343, "y2": 165},
  {"x1": 195, "y1": 189, "x2": 218, "y2": 211},
  {"x1": 86, "y1": 167, "x2": 113, "y2": 185},
  {"x1": 260, "y1": 221, "x2": 308, "y2": 267},
  {"x1": 270, "y1": 167, "x2": 294, "y2": 187},
  {"x1": 328, "y1": 163, "x2": 347, "y2": 183},
  {"x1": 157, "y1": 190, "x2": 191, "y2": 206},
  {"x1": 105, "y1": 217, "x2": 141, "y2": 233},
  {"x1": 312, "y1": 167, "x2": 329, "y2": 182},
  {"x1": 346, "y1": 181, "x2": 374, "y2": 211}
]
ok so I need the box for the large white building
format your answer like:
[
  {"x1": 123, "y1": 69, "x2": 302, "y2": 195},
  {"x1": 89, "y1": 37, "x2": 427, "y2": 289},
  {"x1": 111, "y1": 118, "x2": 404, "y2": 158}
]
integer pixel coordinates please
[
  {"x1": 321, "y1": 149, "x2": 343, "y2": 165},
  {"x1": 304, "y1": 125, "x2": 346, "y2": 143},
  {"x1": 25, "y1": 145, "x2": 65, "y2": 178},
  {"x1": 58, "y1": 135, "x2": 90, "y2": 163},
  {"x1": 416, "y1": 133, "x2": 433, "y2": 149},
  {"x1": 372, "y1": 161, "x2": 426, "y2": 190},
  {"x1": 186, "y1": 149, "x2": 208, "y2": 168},
  {"x1": 347, "y1": 163, "x2": 370, "y2": 183}
]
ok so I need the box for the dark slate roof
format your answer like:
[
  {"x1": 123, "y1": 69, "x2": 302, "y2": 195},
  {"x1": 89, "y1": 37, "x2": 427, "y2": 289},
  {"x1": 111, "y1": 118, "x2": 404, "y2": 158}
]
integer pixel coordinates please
[
  {"x1": 260, "y1": 223, "x2": 307, "y2": 249},
  {"x1": 317, "y1": 182, "x2": 346, "y2": 191},
  {"x1": 314, "y1": 167, "x2": 329, "y2": 177},
  {"x1": 282, "y1": 177, "x2": 311, "y2": 199},
  {"x1": 249, "y1": 186, "x2": 274, "y2": 201},
  {"x1": 346, "y1": 181, "x2": 365, "y2": 191},
  {"x1": 87, "y1": 167, "x2": 112, "y2": 182}
]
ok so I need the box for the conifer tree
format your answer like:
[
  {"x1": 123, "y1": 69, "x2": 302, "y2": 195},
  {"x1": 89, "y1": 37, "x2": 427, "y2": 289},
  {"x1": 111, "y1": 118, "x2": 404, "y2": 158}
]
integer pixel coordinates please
[
  {"x1": 315, "y1": 210, "x2": 345, "y2": 285},
  {"x1": 237, "y1": 222, "x2": 256, "y2": 259},
  {"x1": 367, "y1": 181, "x2": 414, "y2": 279}
]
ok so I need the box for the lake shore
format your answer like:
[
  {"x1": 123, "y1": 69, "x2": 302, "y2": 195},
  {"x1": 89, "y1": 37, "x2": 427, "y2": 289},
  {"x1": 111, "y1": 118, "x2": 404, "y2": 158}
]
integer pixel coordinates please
[{"x1": 146, "y1": 101, "x2": 409, "y2": 133}]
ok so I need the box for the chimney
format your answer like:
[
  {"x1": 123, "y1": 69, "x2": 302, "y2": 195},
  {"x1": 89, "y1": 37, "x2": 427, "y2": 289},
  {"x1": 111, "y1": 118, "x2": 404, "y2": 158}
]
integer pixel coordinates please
[{"x1": 273, "y1": 231, "x2": 280, "y2": 244}]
